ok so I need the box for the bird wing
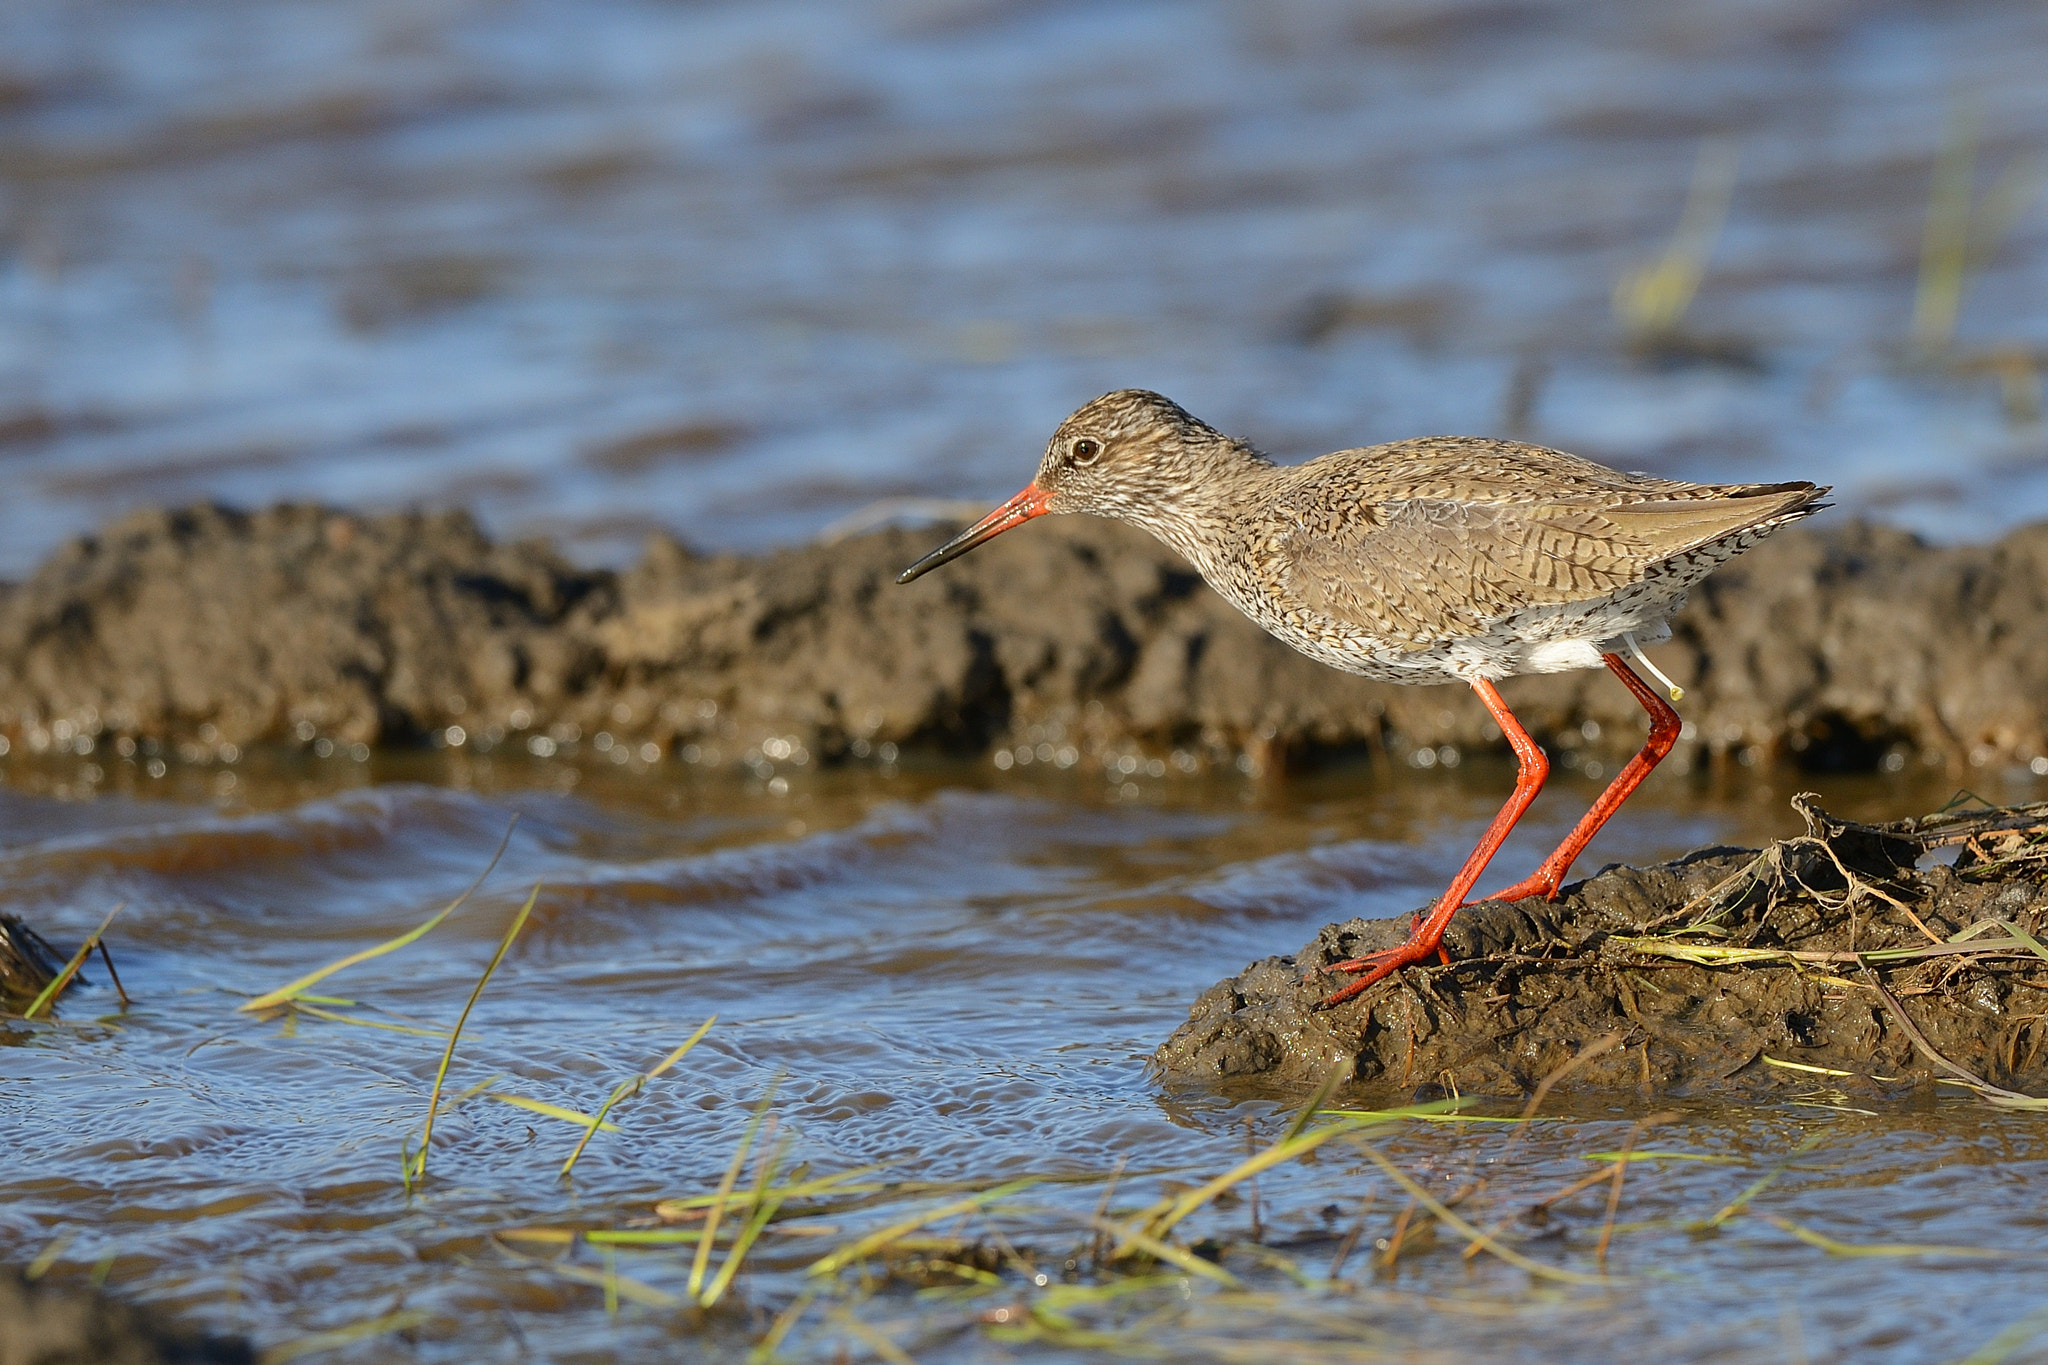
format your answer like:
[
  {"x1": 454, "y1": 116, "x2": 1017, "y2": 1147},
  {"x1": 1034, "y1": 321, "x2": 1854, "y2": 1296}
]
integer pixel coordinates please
[{"x1": 1262, "y1": 444, "x2": 1821, "y2": 650}]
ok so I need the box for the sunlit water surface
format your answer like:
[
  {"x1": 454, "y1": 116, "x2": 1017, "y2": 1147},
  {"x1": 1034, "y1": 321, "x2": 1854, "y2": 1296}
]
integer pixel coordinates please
[
  {"x1": 5, "y1": 755, "x2": 2048, "y2": 1363},
  {"x1": 1, "y1": 0, "x2": 2047, "y2": 576}
]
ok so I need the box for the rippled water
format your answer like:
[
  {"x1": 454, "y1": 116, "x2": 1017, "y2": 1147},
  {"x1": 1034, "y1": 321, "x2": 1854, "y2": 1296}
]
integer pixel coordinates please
[
  {"x1": 6, "y1": 1, "x2": 2048, "y2": 1359},
  {"x1": 2, "y1": 0, "x2": 2046, "y2": 577},
  {"x1": 6, "y1": 754, "x2": 2048, "y2": 1362}
]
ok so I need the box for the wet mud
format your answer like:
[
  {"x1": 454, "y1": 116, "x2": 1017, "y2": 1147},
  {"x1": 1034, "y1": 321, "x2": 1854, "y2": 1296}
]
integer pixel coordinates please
[
  {"x1": 1157, "y1": 798, "x2": 2048, "y2": 1097},
  {"x1": 0, "y1": 1273, "x2": 251, "y2": 1365},
  {"x1": 1, "y1": 916, "x2": 64, "y2": 1014},
  {"x1": 0, "y1": 505, "x2": 2045, "y2": 779}
]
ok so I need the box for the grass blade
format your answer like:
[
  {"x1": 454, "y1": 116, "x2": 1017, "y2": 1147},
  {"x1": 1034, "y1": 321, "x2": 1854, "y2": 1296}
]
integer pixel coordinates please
[
  {"x1": 486, "y1": 1094, "x2": 620, "y2": 1131},
  {"x1": 492, "y1": 1238, "x2": 682, "y2": 1308},
  {"x1": 654, "y1": 1165, "x2": 885, "y2": 1222},
  {"x1": 23, "y1": 904, "x2": 123, "y2": 1020},
  {"x1": 1762, "y1": 1215, "x2": 2037, "y2": 1260},
  {"x1": 1093, "y1": 1218, "x2": 1240, "y2": 1287},
  {"x1": 748, "y1": 1288, "x2": 818, "y2": 1364},
  {"x1": 806, "y1": 1179, "x2": 1040, "y2": 1278},
  {"x1": 690, "y1": 1081, "x2": 779, "y2": 1298},
  {"x1": 289, "y1": 1002, "x2": 449, "y2": 1038},
  {"x1": 1353, "y1": 1142, "x2": 1609, "y2": 1285},
  {"x1": 242, "y1": 815, "x2": 516, "y2": 1012},
  {"x1": 259, "y1": 1309, "x2": 430, "y2": 1365},
  {"x1": 560, "y1": 1015, "x2": 717, "y2": 1179},
  {"x1": 701, "y1": 1135, "x2": 794, "y2": 1307},
  {"x1": 406, "y1": 883, "x2": 539, "y2": 1186},
  {"x1": 1138, "y1": 1112, "x2": 1412, "y2": 1242}
]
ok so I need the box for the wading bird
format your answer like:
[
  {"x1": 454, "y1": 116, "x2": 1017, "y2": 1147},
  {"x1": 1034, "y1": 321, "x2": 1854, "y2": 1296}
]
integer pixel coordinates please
[{"x1": 897, "y1": 391, "x2": 1825, "y2": 1004}]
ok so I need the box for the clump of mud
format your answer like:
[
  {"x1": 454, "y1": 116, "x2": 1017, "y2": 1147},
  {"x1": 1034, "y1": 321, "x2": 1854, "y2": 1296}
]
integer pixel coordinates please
[
  {"x1": 0, "y1": 505, "x2": 2045, "y2": 776},
  {"x1": 0, "y1": 1272, "x2": 251, "y2": 1365},
  {"x1": 1157, "y1": 798, "x2": 2048, "y2": 1097},
  {"x1": 0, "y1": 916, "x2": 65, "y2": 1016}
]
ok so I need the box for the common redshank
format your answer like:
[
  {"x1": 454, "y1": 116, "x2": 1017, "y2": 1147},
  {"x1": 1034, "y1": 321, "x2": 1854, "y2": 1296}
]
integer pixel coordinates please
[{"x1": 897, "y1": 390, "x2": 1826, "y2": 1004}]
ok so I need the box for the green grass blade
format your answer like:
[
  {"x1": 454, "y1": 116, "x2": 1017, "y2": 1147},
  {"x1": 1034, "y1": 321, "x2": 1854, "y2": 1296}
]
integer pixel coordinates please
[
  {"x1": 560, "y1": 1015, "x2": 717, "y2": 1179},
  {"x1": 486, "y1": 1094, "x2": 620, "y2": 1131},
  {"x1": 492, "y1": 1238, "x2": 681, "y2": 1308},
  {"x1": 1763, "y1": 1215, "x2": 2036, "y2": 1260},
  {"x1": 289, "y1": 1002, "x2": 450, "y2": 1038},
  {"x1": 242, "y1": 815, "x2": 517, "y2": 1012},
  {"x1": 258, "y1": 1309, "x2": 430, "y2": 1365},
  {"x1": 1139, "y1": 1116, "x2": 1379, "y2": 1242},
  {"x1": 748, "y1": 1288, "x2": 818, "y2": 1365},
  {"x1": 406, "y1": 882, "x2": 539, "y2": 1187},
  {"x1": 806, "y1": 1179, "x2": 1040, "y2": 1278},
  {"x1": 1695, "y1": 1134, "x2": 1826, "y2": 1231},
  {"x1": 702, "y1": 1135, "x2": 793, "y2": 1307},
  {"x1": 690, "y1": 1080, "x2": 779, "y2": 1297},
  {"x1": 653, "y1": 1165, "x2": 886, "y2": 1221},
  {"x1": 1952, "y1": 1304, "x2": 2048, "y2": 1365},
  {"x1": 23, "y1": 904, "x2": 123, "y2": 1020},
  {"x1": 1095, "y1": 1218, "x2": 1240, "y2": 1288}
]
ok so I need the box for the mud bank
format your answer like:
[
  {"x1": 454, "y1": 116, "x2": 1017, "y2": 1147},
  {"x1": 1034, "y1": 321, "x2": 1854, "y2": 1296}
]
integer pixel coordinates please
[
  {"x1": 1157, "y1": 798, "x2": 2048, "y2": 1097},
  {"x1": 0, "y1": 1273, "x2": 251, "y2": 1365},
  {"x1": 0, "y1": 505, "x2": 2045, "y2": 775}
]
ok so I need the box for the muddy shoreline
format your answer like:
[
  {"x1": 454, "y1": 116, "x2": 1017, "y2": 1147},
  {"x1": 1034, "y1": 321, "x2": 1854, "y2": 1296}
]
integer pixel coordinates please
[
  {"x1": 0, "y1": 505, "x2": 2044, "y2": 781},
  {"x1": 0, "y1": 1272, "x2": 251, "y2": 1365},
  {"x1": 1157, "y1": 798, "x2": 2048, "y2": 1098}
]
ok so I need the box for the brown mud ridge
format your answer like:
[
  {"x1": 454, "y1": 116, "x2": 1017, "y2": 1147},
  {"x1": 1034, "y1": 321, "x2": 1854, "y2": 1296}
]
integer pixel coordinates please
[
  {"x1": 0, "y1": 505, "x2": 2045, "y2": 774},
  {"x1": 0, "y1": 1272, "x2": 251, "y2": 1365},
  {"x1": 1158, "y1": 798, "x2": 2048, "y2": 1097}
]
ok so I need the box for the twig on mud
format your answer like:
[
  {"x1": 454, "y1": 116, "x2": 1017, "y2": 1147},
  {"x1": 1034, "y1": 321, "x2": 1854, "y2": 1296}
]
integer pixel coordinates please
[
  {"x1": 1642, "y1": 797, "x2": 2048, "y2": 946},
  {"x1": 1612, "y1": 935, "x2": 2048, "y2": 970},
  {"x1": 1640, "y1": 850, "x2": 1776, "y2": 933},
  {"x1": 1861, "y1": 968, "x2": 2048, "y2": 1109}
]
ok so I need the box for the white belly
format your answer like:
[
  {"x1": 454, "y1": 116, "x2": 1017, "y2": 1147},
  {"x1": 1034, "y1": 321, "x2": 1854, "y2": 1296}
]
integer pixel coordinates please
[{"x1": 1253, "y1": 587, "x2": 1687, "y2": 684}]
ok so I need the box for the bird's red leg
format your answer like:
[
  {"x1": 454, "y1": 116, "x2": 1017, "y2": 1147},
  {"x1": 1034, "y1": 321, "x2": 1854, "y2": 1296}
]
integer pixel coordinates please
[
  {"x1": 1320, "y1": 680, "x2": 1547, "y2": 1005},
  {"x1": 1484, "y1": 653, "x2": 1681, "y2": 904}
]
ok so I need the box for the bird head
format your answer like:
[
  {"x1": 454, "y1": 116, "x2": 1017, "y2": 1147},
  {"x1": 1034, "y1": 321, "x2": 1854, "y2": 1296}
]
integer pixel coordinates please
[{"x1": 896, "y1": 389, "x2": 1222, "y2": 584}]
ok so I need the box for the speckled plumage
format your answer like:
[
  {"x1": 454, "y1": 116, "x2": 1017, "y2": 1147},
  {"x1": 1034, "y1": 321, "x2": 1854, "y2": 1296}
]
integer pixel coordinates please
[
  {"x1": 896, "y1": 389, "x2": 1832, "y2": 995},
  {"x1": 1029, "y1": 390, "x2": 1826, "y2": 683}
]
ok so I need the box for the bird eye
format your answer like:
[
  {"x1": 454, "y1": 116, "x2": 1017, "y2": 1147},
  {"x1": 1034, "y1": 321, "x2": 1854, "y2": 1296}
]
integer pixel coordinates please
[{"x1": 1070, "y1": 438, "x2": 1101, "y2": 465}]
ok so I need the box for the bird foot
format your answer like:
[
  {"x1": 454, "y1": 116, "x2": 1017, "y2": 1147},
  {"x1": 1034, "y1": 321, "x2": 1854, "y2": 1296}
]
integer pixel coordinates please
[
  {"x1": 1480, "y1": 871, "x2": 1562, "y2": 904},
  {"x1": 1316, "y1": 935, "x2": 1449, "y2": 1007}
]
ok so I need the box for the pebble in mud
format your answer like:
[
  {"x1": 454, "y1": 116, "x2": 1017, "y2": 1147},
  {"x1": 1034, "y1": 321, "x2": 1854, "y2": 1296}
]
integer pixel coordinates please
[{"x1": 0, "y1": 506, "x2": 2045, "y2": 779}]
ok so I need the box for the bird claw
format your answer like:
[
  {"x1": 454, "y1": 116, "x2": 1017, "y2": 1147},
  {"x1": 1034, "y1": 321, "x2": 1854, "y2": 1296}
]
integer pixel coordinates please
[
  {"x1": 1314, "y1": 938, "x2": 1445, "y2": 1007},
  {"x1": 1481, "y1": 873, "x2": 1562, "y2": 904}
]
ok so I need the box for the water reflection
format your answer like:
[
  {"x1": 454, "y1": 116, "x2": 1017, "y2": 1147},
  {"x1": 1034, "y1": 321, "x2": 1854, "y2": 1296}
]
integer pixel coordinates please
[{"x1": 1, "y1": 0, "x2": 2044, "y2": 578}]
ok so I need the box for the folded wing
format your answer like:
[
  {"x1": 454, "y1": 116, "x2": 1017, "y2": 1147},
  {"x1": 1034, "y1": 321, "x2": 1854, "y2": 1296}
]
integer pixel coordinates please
[{"x1": 1268, "y1": 451, "x2": 1824, "y2": 650}]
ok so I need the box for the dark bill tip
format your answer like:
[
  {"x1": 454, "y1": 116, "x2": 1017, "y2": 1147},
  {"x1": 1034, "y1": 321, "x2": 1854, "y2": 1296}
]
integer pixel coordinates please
[{"x1": 895, "y1": 484, "x2": 1050, "y2": 584}]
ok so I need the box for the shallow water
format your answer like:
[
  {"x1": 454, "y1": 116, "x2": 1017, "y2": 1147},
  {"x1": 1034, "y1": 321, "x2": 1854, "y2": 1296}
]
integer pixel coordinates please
[
  {"x1": 2, "y1": 0, "x2": 2047, "y2": 577},
  {"x1": 6, "y1": 753, "x2": 2048, "y2": 1362},
  {"x1": 5, "y1": 2, "x2": 2048, "y2": 1359}
]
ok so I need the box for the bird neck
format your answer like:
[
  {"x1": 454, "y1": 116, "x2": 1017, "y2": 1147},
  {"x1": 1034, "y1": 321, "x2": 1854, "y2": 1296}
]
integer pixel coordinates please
[{"x1": 1118, "y1": 437, "x2": 1276, "y2": 569}]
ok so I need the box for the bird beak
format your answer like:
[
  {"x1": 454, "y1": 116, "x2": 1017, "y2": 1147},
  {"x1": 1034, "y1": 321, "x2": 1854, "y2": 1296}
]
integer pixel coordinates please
[{"x1": 895, "y1": 483, "x2": 1052, "y2": 584}]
